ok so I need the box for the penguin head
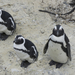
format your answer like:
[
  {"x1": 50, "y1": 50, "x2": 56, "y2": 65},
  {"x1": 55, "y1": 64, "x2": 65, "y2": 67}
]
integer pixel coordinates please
[
  {"x1": 13, "y1": 35, "x2": 25, "y2": 44},
  {"x1": 53, "y1": 25, "x2": 64, "y2": 37}
]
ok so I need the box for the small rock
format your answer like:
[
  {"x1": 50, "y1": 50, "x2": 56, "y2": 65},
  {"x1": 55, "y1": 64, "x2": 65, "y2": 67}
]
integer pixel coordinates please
[
  {"x1": 11, "y1": 68, "x2": 20, "y2": 72},
  {"x1": 12, "y1": 9, "x2": 19, "y2": 12},
  {"x1": 40, "y1": 29, "x2": 45, "y2": 34}
]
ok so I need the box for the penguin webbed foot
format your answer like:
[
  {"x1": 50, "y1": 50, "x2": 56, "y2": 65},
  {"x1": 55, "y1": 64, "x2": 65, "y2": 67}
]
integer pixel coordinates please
[
  {"x1": 21, "y1": 61, "x2": 31, "y2": 68},
  {"x1": 56, "y1": 63, "x2": 63, "y2": 68},
  {"x1": 0, "y1": 33, "x2": 9, "y2": 40},
  {"x1": 49, "y1": 60, "x2": 63, "y2": 68},
  {"x1": 49, "y1": 60, "x2": 56, "y2": 66}
]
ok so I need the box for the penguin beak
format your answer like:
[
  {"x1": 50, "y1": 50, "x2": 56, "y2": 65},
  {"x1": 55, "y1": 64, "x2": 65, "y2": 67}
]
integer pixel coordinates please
[
  {"x1": 57, "y1": 31, "x2": 59, "y2": 36},
  {"x1": 13, "y1": 39, "x2": 16, "y2": 43},
  {"x1": 13, "y1": 38, "x2": 18, "y2": 43}
]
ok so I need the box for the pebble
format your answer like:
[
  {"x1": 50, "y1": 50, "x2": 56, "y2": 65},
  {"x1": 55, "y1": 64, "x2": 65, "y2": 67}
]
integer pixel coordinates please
[{"x1": 11, "y1": 68, "x2": 20, "y2": 72}]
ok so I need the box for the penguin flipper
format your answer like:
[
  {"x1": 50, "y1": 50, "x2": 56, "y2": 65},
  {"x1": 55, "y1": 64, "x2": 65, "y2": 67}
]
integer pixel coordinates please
[
  {"x1": 43, "y1": 41, "x2": 48, "y2": 54},
  {"x1": 29, "y1": 47, "x2": 36, "y2": 58},
  {"x1": 43, "y1": 39, "x2": 50, "y2": 54},
  {"x1": 67, "y1": 43, "x2": 71, "y2": 61},
  {"x1": 65, "y1": 34, "x2": 71, "y2": 61},
  {"x1": 7, "y1": 18, "x2": 14, "y2": 30}
]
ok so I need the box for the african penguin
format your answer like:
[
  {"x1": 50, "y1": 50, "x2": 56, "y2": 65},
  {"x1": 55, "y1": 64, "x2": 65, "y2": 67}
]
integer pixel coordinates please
[
  {"x1": 13, "y1": 35, "x2": 38, "y2": 68},
  {"x1": 44, "y1": 25, "x2": 71, "y2": 68},
  {"x1": 0, "y1": 9, "x2": 16, "y2": 40}
]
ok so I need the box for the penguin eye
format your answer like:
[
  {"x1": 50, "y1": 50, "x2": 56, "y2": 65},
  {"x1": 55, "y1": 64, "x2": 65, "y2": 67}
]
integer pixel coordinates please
[
  {"x1": 18, "y1": 38, "x2": 23, "y2": 41},
  {"x1": 17, "y1": 37, "x2": 24, "y2": 43},
  {"x1": 18, "y1": 38, "x2": 22, "y2": 40},
  {"x1": 18, "y1": 38, "x2": 23, "y2": 42},
  {"x1": 20, "y1": 39, "x2": 23, "y2": 43}
]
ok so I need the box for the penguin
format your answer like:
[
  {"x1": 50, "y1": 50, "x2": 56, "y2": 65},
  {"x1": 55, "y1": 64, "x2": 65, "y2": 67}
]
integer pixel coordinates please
[
  {"x1": 0, "y1": 9, "x2": 16, "y2": 40},
  {"x1": 13, "y1": 35, "x2": 38, "y2": 68},
  {"x1": 44, "y1": 25, "x2": 71, "y2": 68}
]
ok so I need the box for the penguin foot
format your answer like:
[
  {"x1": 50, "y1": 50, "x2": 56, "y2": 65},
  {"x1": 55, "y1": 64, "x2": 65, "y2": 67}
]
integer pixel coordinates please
[
  {"x1": 0, "y1": 33, "x2": 9, "y2": 40},
  {"x1": 49, "y1": 60, "x2": 56, "y2": 66},
  {"x1": 21, "y1": 61, "x2": 31, "y2": 68},
  {"x1": 56, "y1": 63, "x2": 63, "y2": 68}
]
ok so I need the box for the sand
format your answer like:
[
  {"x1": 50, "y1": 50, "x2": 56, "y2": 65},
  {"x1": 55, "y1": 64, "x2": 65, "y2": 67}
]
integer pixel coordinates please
[{"x1": 0, "y1": 0, "x2": 75, "y2": 75}]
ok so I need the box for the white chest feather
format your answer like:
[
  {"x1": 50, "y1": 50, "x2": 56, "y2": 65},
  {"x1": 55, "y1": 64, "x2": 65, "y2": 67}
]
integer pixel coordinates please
[
  {"x1": 0, "y1": 16, "x2": 12, "y2": 35},
  {"x1": 0, "y1": 17, "x2": 6, "y2": 32},
  {"x1": 0, "y1": 25, "x2": 7, "y2": 32},
  {"x1": 0, "y1": 25, "x2": 12, "y2": 35},
  {"x1": 0, "y1": 10, "x2": 4, "y2": 22},
  {"x1": 49, "y1": 34, "x2": 66, "y2": 47},
  {"x1": 15, "y1": 50, "x2": 34, "y2": 63},
  {"x1": 13, "y1": 43, "x2": 34, "y2": 63},
  {"x1": 14, "y1": 43, "x2": 27, "y2": 51},
  {"x1": 48, "y1": 35, "x2": 68, "y2": 63}
]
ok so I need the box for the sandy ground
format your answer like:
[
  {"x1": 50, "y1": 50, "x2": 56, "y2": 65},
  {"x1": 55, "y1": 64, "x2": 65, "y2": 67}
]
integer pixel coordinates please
[{"x1": 0, "y1": 0, "x2": 75, "y2": 75}]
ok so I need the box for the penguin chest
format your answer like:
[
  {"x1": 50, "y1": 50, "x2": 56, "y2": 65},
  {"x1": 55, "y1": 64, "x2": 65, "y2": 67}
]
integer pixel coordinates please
[
  {"x1": 48, "y1": 41, "x2": 68, "y2": 63},
  {"x1": 0, "y1": 17, "x2": 4, "y2": 22},
  {"x1": 0, "y1": 17, "x2": 6, "y2": 32},
  {"x1": 0, "y1": 24, "x2": 7, "y2": 32},
  {"x1": 15, "y1": 50, "x2": 34, "y2": 63},
  {"x1": 0, "y1": 24, "x2": 12, "y2": 35}
]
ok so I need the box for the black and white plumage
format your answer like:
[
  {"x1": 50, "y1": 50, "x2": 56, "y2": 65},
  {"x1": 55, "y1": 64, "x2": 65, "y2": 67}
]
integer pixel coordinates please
[
  {"x1": 0, "y1": 9, "x2": 16, "y2": 40},
  {"x1": 13, "y1": 35, "x2": 38, "y2": 68},
  {"x1": 44, "y1": 25, "x2": 71, "y2": 68}
]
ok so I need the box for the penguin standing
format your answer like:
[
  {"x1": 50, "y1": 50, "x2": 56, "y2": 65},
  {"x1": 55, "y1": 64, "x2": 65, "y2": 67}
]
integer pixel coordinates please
[
  {"x1": 44, "y1": 25, "x2": 71, "y2": 68},
  {"x1": 13, "y1": 35, "x2": 38, "y2": 68},
  {"x1": 0, "y1": 9, "x2": 16, "y2": 40}
]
